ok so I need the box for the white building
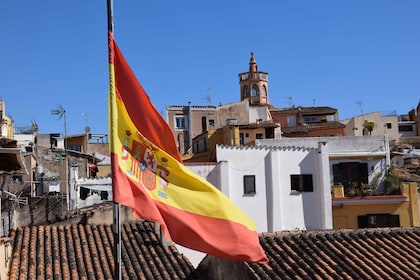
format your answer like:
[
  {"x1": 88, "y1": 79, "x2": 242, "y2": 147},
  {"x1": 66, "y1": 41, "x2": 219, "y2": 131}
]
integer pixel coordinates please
[
  {"x1": 188, "y1": 141, "x2": 332, "y2": 232},
  {"x1": 187, "y1": 135, "x2": 391, "y2": 233},
  {"x1": 257, "y1": 136, "x2": 391, "y2": 194}
]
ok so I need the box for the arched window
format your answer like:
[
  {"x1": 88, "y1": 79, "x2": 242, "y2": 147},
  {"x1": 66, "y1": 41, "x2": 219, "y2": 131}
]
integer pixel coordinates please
[
  {"x1": 251, "y1": 84, "x2": 259, "y2": 96},
  {"x1": 262, "y1": 85, "x2": 267, "y2": 97},
  {"x1": 243, "y1": 85, "x2": 249, "y2": 97}
]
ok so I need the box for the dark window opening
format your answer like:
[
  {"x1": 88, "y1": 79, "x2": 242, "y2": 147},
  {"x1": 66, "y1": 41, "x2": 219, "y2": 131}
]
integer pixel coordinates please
[
  {"x1": 201, "y1": 116, "x2": 207, "y2": 132},
  {"x1": 11, "y1": 176, "x2": 24, "y2": 185},
  {"x1": 243, "y1": 175, "x2": 256, "y2": 195},
  {"x1": 265, "y1": 127, "x2": 274, "y2": 139},
  {"x1": 358, "y1": 214, "x2": 400, "y2": 228},
  {"x1": 333, "y1": 162, "x2": 368, "y2": 195},
  {"x1": 243, "y1": 85, "x2": 249, "y2": 97},
  {"x1": 67, "y1": 144, "x2": 81, "y2": 152},
  {"x1": 291, "y1": 174, "x2": 313, "y2": 192},
  {"x1": 399, "y1": 125, "x2": 413, "y2": 132}
]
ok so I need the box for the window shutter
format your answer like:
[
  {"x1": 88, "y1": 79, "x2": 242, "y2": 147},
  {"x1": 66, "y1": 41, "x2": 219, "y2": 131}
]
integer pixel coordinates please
[{"x1": 358, "y1": 216, "x2": 368, "y2": 228}]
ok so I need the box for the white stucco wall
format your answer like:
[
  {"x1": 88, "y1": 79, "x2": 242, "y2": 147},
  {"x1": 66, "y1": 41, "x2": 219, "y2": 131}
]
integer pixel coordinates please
[
  {"x1": 216, "y1": 146, "x2": 270, "y2": 231},
  {"x1": 14, "y1": 133, "x2": 36, "y2": 149},
  {"x1": 186, "y1": 142, "x2": 336, "y2": 233},
  {"x1": 215, "y1": 144, "x2": 332, "y2": 232},
  {"x1": 257, "y1": 136, "x2": 388, "y2": 153}
]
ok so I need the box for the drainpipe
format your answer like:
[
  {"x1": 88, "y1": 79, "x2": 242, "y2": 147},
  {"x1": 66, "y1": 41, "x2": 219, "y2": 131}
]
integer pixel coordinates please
[
  {"x1": 188, "y1": 102, "x2": 192, "y2": 151},
  {"x1": 36, "y1": 165, "x2": 44, "y2": 197},
  {"x1": 0, "y1": 175, "x2": 6, "y2": 236},
  {"x1": 384, "y1": 134, "x2": 390, "y2": 171}
]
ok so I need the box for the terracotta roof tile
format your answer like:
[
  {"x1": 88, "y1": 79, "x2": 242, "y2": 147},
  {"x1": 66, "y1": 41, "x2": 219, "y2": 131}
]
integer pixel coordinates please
[
  {"x1": 7, "y1": 221, "x2": 194, "y2": 280},
  {"x1": 247, "y1": 228, "x2": 420, "y2": 279},
  {"x1": 238, "y1": 121, "x2": 280, "y2": 129}
]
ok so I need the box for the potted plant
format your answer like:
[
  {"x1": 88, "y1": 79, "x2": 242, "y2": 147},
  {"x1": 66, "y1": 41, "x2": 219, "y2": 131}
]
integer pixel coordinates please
[
  {"x1": 383, "y1": 168, "x2": 401, "y2": 195},
  {"x1": 346, "y1": 182, "x2": 358, "y2": 197},
  {"x1": 363, "y1": 120, "x2": 375, "y2": 135}
]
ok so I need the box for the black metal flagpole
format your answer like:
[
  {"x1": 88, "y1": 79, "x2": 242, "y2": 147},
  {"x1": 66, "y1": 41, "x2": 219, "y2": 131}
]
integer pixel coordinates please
[{"x1": 107, "y1": 0, "x2": 122, "y2": 279}]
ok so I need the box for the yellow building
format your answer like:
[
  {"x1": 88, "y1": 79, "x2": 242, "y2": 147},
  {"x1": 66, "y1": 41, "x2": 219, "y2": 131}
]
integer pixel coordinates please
[
  {"x1": 184, "y1": 121, "x2": 279, "y2": 162},
  {"x1": 332, "y1": 182, "x2": 419, "y2": 229}
]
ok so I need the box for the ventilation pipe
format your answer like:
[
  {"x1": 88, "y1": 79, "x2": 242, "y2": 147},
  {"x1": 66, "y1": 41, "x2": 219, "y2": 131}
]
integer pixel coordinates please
[
  {"x1": 188, "y1": 102, "x2": 193, "y2": 151},
  {"x1": 36, "y1": 165, "x2": 44, "y2": 196}
]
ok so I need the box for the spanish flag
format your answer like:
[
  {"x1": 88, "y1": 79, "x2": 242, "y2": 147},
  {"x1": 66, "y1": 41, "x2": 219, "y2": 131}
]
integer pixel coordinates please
[{"x1": 108, "y1": 31, "x2": 267, "y2": 263}]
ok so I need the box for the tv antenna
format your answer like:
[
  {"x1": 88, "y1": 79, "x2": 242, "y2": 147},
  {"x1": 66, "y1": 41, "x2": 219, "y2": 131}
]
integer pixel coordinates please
[
  {"x1": 81, "y1": 112, "x2": 90, "y2": 133},
  {"x1": 284, "y1": 96, "x2": 293, "y2": 108},
  {"x1": 50, "y1": 103, "x2": 69, "y2": 217},
  {"x1": 51, "y1": 104, "x2": 66, "y2": 120},
  {"x1": 356, "y1": 100, "x2": 364, "y2": 116},
  {"x1": 51, "y1": 104, "x2": 67, "y2": 140},
  {"x1": 203, "y1": 87, "x2": 212, "y2": 105},
  {"x1": 31, "y1": 119, "x2": 39, "y2": 133}
]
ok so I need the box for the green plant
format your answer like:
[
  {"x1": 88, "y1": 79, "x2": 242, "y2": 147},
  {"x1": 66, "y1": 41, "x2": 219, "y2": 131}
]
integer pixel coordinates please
[
  {"x1": 383, "y1": 168, "x2": 401, "y2": 195},
  {"x1": 363, "y1": 121, "x2": 375, "y2": 135},
  {"x1": 361, "y1": 183, "x2": 375, "y2": 196},
  {"x1": 347, "y1": 182, "x2": 361, "y2": 197},
  {"x1": 347, "y1": 187, "x2": 356, "y2": 197}
]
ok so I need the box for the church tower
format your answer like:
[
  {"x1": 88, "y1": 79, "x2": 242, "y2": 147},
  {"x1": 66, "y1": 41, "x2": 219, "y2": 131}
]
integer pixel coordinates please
[{"x1": 238, "y1": 52, "x2": 269, "y2": 105}]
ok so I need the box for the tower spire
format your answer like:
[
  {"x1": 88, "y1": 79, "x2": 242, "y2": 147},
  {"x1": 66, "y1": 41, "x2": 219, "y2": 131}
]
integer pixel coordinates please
[
  {"x1": 249, "y1": 51, "x2": 258, "y2": 72},
  {"x1": 239, "y1": 52, "x2": 269, "y2": 105}
]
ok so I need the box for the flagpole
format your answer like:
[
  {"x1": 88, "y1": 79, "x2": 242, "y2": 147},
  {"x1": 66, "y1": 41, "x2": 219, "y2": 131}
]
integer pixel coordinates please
[{"x1": 107, "y1": 0, "x2": 122, "y2": 279}]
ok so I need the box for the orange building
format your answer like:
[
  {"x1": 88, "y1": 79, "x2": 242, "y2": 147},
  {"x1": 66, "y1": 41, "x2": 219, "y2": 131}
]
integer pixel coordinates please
[
  {"x1": 270, "y1": 106, "x2": 346, "y2": 137},
  {"x1": 332, "y1": 182, "x2": 419, "y2": 229}
]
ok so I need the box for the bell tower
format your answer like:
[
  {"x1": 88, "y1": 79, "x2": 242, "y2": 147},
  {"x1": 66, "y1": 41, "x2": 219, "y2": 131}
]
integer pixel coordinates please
[{"x1": 238, "y1": 52, "x2": 269, "y2": 105}]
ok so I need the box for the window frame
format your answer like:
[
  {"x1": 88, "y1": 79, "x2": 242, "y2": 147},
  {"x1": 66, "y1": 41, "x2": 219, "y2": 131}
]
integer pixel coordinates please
[
  {"x1": 174, "y1": 115, "x2": 188, "y2": 130},
  {"x1": 243, "y1": 175, "x2": 256, "y2": 195},
  {"x1": 262, "y1": 85, "x2": 267, "y2": 97},
  {"x1": 10, "y1": 175, "x2": 24, "y2": 185},
  {"x1": 287, "y1": 116, "x2": 296, "y2": 127},
  {"x1": 303, "y1": 116, "x2": 320, "y2": 123},
  {"x1": 251, "y1": 84, "x2": 259, "y2": 96},
  {"x1": 290, "y1": 174, "x2": 314, "y2": 193},
  {"x1": 399, "y1": 125, "x2": 413, "y2": 132},
  {"x1": 358, "y1": 214, "x2": 400, "y2": 228},
  {"x1": 243, "y1": 85, "x2": 249, "y2": 97}
]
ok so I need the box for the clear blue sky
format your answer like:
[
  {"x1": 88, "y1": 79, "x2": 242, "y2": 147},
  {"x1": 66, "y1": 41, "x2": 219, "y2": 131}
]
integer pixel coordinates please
[{"x1": 2, "y1": 1, "x2": 419, "y2": 136}]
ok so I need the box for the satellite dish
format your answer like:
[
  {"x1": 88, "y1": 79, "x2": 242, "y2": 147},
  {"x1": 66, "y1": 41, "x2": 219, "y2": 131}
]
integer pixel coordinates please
[{"x1": 85, "y1": 126, "x2": 91, "y2": 133}]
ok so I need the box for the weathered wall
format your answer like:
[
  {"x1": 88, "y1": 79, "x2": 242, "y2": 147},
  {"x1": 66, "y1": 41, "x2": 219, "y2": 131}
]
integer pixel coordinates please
[{"x1": 0, "y1": 237, "x2": 13, "y2": 280}]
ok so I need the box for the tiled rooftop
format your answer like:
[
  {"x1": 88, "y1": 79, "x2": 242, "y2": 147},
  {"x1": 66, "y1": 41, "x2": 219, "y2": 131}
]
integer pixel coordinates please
[
  {"x1": 7, "y1": 221, "x2": 194, "y2": 280},
  {"x1": 238, "y1": 120, "x2": 280, "y2": 129},
  {"x1": 249, "y1": 227, "x2": 420, "y2": 279}
]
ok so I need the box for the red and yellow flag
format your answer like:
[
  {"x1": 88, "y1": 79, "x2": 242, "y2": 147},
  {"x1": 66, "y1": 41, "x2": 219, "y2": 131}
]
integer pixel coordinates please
[{"x1": 108, "y1": 31, "x2": 267, "y2": 263}]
